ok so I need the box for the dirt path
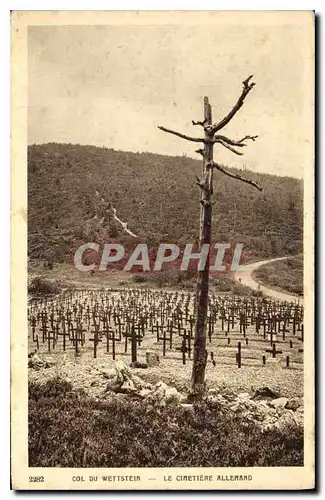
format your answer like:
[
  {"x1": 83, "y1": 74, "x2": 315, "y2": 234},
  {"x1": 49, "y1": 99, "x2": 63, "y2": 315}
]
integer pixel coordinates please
[{"x1": 234, "y1": 256, "x2": 302, "y2": 303}]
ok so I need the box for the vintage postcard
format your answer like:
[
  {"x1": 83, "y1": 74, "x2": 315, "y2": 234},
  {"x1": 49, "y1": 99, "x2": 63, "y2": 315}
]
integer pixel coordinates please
[{"x1": 11, "y1": 10, "x2": 315, "y2": 490}]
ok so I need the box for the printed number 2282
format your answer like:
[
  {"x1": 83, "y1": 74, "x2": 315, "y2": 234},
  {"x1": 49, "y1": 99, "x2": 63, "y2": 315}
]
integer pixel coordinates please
[{"x1": 29, "y1": 476, "x2": 44, "y2": 483}]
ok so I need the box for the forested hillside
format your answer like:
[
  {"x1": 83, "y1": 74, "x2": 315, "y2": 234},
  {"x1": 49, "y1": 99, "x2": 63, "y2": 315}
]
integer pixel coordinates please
[{"x1": 28, "y1": 143, "x2": 303, "y2": 263}]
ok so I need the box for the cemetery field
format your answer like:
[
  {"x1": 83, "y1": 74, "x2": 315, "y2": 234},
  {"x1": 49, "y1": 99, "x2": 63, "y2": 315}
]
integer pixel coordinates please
[{"x1": 28, "y1": 288, "x2": 304, "y2": 398}]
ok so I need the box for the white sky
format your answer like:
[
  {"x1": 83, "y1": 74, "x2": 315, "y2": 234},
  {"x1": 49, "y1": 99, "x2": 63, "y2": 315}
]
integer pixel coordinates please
[{"x1": 28, "y1": 13, "x2": 313, "y2": 178}]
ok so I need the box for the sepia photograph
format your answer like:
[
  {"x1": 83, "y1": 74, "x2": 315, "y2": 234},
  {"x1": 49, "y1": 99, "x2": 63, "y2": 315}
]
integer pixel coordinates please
[{"x1": 11, "y1": 10, "x2": 314, "y2": 490}]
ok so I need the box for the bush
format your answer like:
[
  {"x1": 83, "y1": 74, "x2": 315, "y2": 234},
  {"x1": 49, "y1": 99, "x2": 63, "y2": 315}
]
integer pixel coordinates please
[
  {"x1": 29, "y1": 378, "x2": 303, "y2": 467},
  {"x1": 232, "y1": 283, "x2": 253, "y2": 297},
  {"x1": 148, "y1": 270, "x2": 196, "y2": 290},
  {"x1": 132, "y1": 274, "x2": 148, "y2": 284},
  {"x1": 28, "y1": 276, "x2": 61, "y2": 296}
]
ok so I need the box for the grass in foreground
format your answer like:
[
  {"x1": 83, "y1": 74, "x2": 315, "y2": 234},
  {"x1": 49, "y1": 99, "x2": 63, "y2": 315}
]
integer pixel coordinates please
[
  {"x1": 29, "y1": 378, "x2": 303, "y2": 467},
  {"x1": 252, "y1": 255, "x2": 303, "y2": 295}
]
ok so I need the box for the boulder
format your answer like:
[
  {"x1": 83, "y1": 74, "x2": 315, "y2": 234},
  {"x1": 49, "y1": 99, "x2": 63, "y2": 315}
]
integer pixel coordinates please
[
  {"x1": 285, "y1": 397, "x2": 303, "y2": 411},
  {"x1": 252, "y1": 386, "x2": 281, "y2": 400},
  {"x1": 270, "y1": 397, "x2": 288, "y2": 409}
]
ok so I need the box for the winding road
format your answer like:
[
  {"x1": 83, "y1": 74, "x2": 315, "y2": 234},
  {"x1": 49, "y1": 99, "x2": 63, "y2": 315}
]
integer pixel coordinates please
[{"x1": 234, "y1": 256, "x2": 302, "y2": 303}]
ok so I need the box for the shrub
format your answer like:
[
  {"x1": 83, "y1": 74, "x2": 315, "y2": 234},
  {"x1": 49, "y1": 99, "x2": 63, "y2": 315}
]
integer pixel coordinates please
[
  {"x1": 232, "y1": 283, "x2": 253, "y2": 297},
  {"x1": 28, "y1": 276, "x2": 61, "y2": 296},
  {"x1": 132, "y1": 274, "x2": 147, "y2": 284},
  {"x1": 29, "y1": 378, "x2": 303, "y2": 468}
]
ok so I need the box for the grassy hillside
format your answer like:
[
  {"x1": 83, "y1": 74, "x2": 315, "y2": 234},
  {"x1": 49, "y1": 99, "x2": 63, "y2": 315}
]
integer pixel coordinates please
[
  {"x1": 252, "y1": 255, "x2": 304, "y2": 295},
  {"x1": 28, "y1": 143, "x2": 303, "y2": 263}
]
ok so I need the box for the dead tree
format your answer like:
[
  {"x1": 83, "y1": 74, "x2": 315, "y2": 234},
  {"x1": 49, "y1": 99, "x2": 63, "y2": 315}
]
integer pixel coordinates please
[{"x1": 158, "y1": 75, "x2": 262, "y2": 399}]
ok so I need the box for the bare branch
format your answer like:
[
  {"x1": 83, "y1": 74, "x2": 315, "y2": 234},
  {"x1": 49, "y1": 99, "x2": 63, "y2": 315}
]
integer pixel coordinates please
[
  {"x1": 158, "y1": 125, "x2": 205, "y2": 143},
  {"x1": 195, "y1": 148, "x2": 204, "y2": 156},
  {"x1": 208, "y1": 75, "x2": 256, "y2": 134},
  {"x1": 238, "y1": 135, "x2": 258, "y2": 143},
  {"x1": 213, "y1": 138, "x2": 244, "y2": 156},
  {"x1": 213, "y1": 134, "x2": 258, "y2": 147},
  {"x1": 211, "y1": 162, "x2": 263, "y2": 191}
]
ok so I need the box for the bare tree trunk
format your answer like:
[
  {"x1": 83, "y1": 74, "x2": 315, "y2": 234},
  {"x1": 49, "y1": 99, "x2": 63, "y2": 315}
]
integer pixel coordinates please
[
  {"x1": 157, "y1": 76, "x2": 261, "y2": 401},
  {"x1": 191, "y1": 97, "x2": 213, "y2": 398}
]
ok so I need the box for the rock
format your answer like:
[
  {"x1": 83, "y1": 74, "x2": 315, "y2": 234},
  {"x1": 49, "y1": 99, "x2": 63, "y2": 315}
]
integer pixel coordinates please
[
  {"x1": 221, "y1": 391, "x2": 237, "y2": 403},
  {"x1": 138, "y1": 388, "x2": 152, "y2": 398},
  {"x1": 285, "y1": 397, "x2": 303, "y2": 411},
  {"x1": 237, "y1": 392, "x2": 251, "y2": 400},
  {"x1": 97, "y1": 368, "x2": 116, "y2": 379},
  {"x1": 180, "y1": 403, "x2": 194, "y2": 410},
  {"x1": 254, "y1": 401, "x2": 276, "y2": 422},
  {"x1": 106, "y1": 360, "x2": 151, "y2": 395},
  {"x1": 28, "y1": 353, "x2": 54, "y2": 370},
  {"x1": 146, "y1": 351, "x2": 160, "y2": 367},
  {"x1": 252, "y1": 386, "x2": 281, "y2": 400},
  {"x1": 165, "y1": 387, "x2": 183, "y2": 404},
  {"x1": 207, "y1": 394, "x2": 228, "y2": 406},
  {"x1": 295, "y1": 407, "x2": 304, "y2": 427},
  {"x1": 229, "y1": 400, "x2": 256, "y2": 414},
  {"x1": 273, "y1": 410, "x2": 298, "y2": 430},
  {"x1": 270, "y1": 397, "x2": 288, "y2": 409},
  {"x1": 154, "y1": 381, "x2": 169, "y2": 396}
]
